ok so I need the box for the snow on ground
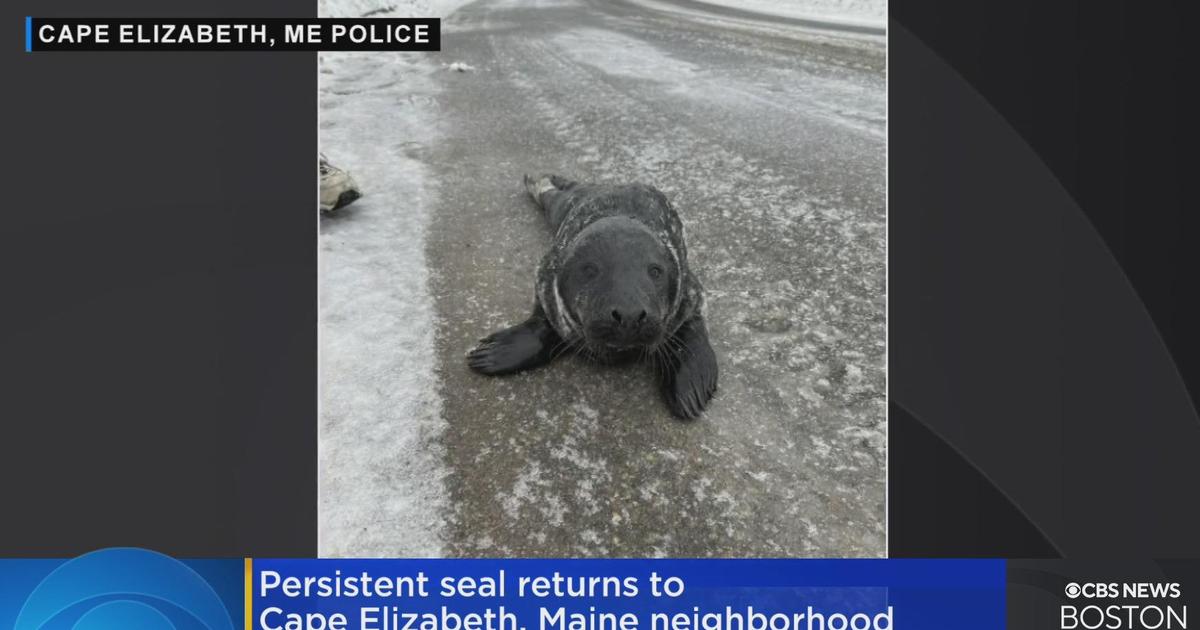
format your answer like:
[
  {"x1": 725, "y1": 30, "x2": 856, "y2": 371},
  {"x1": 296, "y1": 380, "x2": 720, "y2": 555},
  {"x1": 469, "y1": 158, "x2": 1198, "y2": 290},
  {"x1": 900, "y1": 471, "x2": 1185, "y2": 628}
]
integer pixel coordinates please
[
  {"x1": 697, "y1": 0, "x2": 884, "y2": 28},
  {"x1": 320, "y1": 0, "x2": 884, "y2": 557},
  {"x1": 550, "y1": 27, "x2": 884, "y2": 139},
  {"x1": 318, "y1": 0, "x2": 471, "y2": 18},
  {"x1": 627, "y1": 0, "x2": 885, "y2": 31},
  {"x1": 424, "y1": 0, "x2": 884, "y2": 556},
  {"x1": 318, "y1": 0, "x2": 473, "y2": 557}
]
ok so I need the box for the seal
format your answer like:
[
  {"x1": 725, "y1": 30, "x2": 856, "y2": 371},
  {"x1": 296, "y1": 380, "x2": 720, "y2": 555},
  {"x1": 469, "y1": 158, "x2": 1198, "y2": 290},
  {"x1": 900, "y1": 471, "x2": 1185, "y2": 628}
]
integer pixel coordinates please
[{"x1": 467, "y1": 174, "x2": 718, "y2": 419}]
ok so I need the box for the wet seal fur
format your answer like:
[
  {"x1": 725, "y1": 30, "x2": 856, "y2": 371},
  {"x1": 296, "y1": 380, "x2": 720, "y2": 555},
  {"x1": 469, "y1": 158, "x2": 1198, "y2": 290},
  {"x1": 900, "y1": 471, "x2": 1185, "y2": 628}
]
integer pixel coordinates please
[{"x1": 467, "y1": 174, "x2": 718, "y2": 419}]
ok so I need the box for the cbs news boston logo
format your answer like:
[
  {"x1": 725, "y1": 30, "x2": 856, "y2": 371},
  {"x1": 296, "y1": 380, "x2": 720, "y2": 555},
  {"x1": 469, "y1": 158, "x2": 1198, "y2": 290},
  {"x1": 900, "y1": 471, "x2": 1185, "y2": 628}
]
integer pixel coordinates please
[{"x1": 1062, "y1": 581, "x2": 1186, "y2": 629}]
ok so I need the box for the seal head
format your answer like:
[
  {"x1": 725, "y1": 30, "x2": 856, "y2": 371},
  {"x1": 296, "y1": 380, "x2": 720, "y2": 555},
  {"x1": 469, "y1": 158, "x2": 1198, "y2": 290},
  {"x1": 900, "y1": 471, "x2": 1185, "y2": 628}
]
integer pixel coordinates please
[{"x1": 556, "y1": 217, "x2": 676, "y2": 358}]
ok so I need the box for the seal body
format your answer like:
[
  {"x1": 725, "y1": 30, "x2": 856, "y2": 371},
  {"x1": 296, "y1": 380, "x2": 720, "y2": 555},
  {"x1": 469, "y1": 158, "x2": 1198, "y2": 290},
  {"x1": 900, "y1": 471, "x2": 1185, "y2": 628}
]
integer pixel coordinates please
[{"x1": 468, "y1": 174, "x2": 718, "y2": 419}]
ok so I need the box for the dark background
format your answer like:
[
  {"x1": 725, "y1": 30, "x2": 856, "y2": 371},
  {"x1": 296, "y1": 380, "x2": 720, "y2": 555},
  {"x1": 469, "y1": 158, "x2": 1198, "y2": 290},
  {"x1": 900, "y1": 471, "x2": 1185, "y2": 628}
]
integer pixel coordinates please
[
  {"x1": 4, "y1": 0, "x2": 1200, "y2": 562},
  {"x1": 890, "y1": 0, "x2": 1200, "y2": 557},
  {"x1": 1, "y1": 1, "x2": 315, "y2": 556}
]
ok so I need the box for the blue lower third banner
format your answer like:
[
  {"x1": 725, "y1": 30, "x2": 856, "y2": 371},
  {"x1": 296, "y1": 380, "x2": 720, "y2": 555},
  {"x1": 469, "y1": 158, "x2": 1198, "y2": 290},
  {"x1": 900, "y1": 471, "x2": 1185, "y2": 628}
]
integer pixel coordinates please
[
  {"x1": 0, "y1": 550, "x2": 1005, "y2": 629},
  {"x1": 252, "y1": 559, "x2": 1004, "y2": 630}
]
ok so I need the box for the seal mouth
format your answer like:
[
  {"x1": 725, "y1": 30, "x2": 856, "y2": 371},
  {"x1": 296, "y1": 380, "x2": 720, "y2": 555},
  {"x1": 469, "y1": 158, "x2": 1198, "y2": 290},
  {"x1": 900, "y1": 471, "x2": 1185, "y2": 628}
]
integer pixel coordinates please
[{"x1": 581, "y1": 340, "x2": 646, "y2": 365}]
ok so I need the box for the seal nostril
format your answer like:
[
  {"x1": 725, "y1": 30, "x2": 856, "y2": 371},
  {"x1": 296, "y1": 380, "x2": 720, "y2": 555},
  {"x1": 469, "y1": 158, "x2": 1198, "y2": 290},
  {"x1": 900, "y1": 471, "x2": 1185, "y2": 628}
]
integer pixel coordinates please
[
  {"x1": 636, "y1": 310, "x2": 647, "y2": 323},
  {"x1": 611, "y1": 310, "x2": 622, "y2": 322}
]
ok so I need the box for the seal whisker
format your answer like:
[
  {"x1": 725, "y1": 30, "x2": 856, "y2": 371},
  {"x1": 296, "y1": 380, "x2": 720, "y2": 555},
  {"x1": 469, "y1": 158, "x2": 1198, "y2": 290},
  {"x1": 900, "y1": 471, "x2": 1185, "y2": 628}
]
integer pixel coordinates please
[
  {"x1": 666, "y1": 334, "x2": 696, "y2": 362},
  {"x1": 656, "y1": 347, "x2": 670, "y2": 382},
  {"x1": 661, "y1": 335, "x2": 685, "y2": 361},
  {"x1": 549, "y1": 337, "x2": 576, "y2": 362},
  {"x1": 646, "y1": 346, "x2": 665, "y2": 381}
]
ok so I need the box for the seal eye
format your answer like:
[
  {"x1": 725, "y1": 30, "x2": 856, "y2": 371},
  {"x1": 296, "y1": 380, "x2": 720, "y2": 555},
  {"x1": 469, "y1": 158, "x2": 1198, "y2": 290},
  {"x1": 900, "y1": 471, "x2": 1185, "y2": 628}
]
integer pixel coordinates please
[
  {"x1": 581, "y1": 262, "x2": 600, "y2": 279},
  {"x1": 648, "y1": 264, "x2": 664, "y2": 280}
]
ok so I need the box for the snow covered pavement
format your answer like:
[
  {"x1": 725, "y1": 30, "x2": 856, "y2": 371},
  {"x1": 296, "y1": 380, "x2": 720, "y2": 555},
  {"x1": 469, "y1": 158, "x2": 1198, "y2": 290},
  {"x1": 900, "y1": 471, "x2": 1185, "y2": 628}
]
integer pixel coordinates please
[
  {"x1": 320, "y1": 0, "x2": 885, "y2": 557},
  {"x1": 318, "y1": 49, "x2": 449, "y2": 555}
]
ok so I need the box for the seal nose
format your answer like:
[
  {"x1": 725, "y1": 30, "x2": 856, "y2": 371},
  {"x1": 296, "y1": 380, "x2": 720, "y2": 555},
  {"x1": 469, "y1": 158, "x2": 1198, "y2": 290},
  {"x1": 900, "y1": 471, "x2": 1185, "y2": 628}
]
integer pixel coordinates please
[
  {"x1": 592, "y1": 306, "x2": 658, "y2": 346},
  {"x1": 610, "y1": 308, "x2": 647, "y2": 327}
]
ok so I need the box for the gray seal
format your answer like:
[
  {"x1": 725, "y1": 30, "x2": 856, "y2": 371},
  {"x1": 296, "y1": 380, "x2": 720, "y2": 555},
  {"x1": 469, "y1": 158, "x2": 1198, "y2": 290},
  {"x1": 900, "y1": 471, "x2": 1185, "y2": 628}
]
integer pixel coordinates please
[{"x1": 468, "y1": 174, "x2": 718, "y2": 419}]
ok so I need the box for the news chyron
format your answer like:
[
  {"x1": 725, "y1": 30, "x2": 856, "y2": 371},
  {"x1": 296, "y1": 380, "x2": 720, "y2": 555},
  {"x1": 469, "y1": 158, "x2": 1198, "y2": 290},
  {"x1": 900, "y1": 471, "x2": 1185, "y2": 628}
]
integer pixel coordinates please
[{"x1": 25, "y1": 17, "x2": 440, "y2": 51}]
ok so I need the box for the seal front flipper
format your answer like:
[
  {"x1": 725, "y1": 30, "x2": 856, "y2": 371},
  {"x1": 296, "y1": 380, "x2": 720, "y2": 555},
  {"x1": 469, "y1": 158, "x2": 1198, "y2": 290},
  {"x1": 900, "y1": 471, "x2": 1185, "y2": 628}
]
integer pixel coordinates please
[
  {"x1": 468, "y1": 307, "x2": 563, "y2": 376},
  {"x1": 661, "y1": 317, "x2": 719, "y2": 419}
]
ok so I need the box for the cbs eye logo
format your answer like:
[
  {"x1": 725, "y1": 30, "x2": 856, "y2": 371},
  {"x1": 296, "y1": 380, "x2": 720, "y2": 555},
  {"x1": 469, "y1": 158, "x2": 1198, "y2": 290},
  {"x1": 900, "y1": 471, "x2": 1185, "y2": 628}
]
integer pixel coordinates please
[
  {"x1": 1065, "y1": 583, "x2": 1083, "y2": 599},
  {"x1": 13, "y1": 548, "x2": 236, "y2": 630}
]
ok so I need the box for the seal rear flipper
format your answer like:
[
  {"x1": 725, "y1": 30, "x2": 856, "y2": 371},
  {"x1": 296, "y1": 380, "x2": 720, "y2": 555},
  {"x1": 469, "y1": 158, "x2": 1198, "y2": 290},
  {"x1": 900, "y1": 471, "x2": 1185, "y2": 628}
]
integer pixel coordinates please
[
  {"x1": 522, "y1": 174, "x2": 556, "y2": 205},
  {"x1": 660, "y1": 317, "x2": 718, "y2": 419},
  {"x1": 468, "y1": 308, "x2": 564, "y2": 376},
  {"x1": 523, "y1": 173, "x2": 579, "y2": 204}
]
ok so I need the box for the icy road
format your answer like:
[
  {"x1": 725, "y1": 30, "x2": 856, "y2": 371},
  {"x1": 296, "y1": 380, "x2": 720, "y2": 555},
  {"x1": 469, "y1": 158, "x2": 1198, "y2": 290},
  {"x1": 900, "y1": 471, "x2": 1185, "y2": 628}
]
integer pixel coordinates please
[{"x1": 320, "y1": 0, "x2": 885, "y2": 557}]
